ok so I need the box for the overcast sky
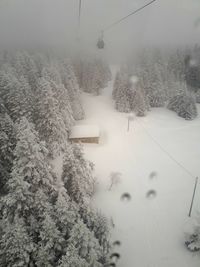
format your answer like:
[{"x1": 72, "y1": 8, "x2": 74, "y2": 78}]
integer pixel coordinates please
[{"x1": 0, "y1": 0, "x2": 200, "y2": 54}]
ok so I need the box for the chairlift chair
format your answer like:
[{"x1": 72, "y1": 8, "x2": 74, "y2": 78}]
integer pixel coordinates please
[
  {"x1": 97, "y1": 38, "x2": 105, "y2": 49},
  {"x1": 97, "y1": 31, "x2": 105, "y2": 49}
]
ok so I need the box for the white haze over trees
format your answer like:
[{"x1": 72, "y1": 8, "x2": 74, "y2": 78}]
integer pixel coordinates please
[{"x1": 0, "y1": 0, "x2": 200, "y2": 57}]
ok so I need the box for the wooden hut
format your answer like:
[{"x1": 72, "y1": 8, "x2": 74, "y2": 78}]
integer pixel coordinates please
[{"x1": 69, "y1": 125, "x2": 100, "y2": 144}]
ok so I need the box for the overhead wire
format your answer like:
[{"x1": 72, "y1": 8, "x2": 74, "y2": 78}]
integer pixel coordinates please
[
  {"x1": 102, "y1": 0, "x2": 157, "y2": 32},
  {"x1": 78, "y1": 0, "x2": 82, "y2": 30},
  {"x1": 135, "y1": 117, "x2": 196, "y2": 179}
]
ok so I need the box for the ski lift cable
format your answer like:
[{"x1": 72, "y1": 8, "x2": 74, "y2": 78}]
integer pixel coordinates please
[
  {"x1": 102, "y1": 0, "x2": 157, "y2": 33},
  {"x1": 78, "y1": 0, "x2": 82, "y2": 30},
  {"x1": 135, "y1": 117, "x2": 196, "y2": 179}
]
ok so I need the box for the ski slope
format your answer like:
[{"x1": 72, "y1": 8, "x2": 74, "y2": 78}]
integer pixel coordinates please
[{"x1": 80, "y1": 68, "x2": 200, "y2": 267}]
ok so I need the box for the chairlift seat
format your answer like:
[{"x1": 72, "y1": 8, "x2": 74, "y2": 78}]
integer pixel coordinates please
[{"x1": 97, "y1": 38, "x2": 105, "y2": 49}]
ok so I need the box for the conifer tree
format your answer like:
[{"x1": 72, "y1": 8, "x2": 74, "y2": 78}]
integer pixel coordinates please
[
  {"x1": 0, "y1": 117, "x2": 58, "y2": 266},
  {"x1": 62, "y1": 144, "x2": 95, "y2": 203},
  {"x1": 0, "y1": 215, "x2": 35, "y2": 267},
  {"x1": 112, "y1": 71, "x2": 120, "y2": 100},
  {"x1": 42, "y1": 66, "x2": 74, "y2": 132},
  {"x1": 168, "y1": 92, "x2": 197, "y2": 120},
  {"x1": 143, "y1": 65, "x2": 165, "y2": 108},
  {"x1": 91, "y1": 63, "x2": 102, "y2": 95},
  {"x1": 79, "y1": 204, "x2": 110, "y2": 265},
  {"x1": 60, "y1": 60, "x2": 84, "y2": 120},
  {"x1": 81, "y1": 60, "x2": 95, "y2": 94},
  {"x1": 58, "y1": 245, "x2": 88, "y2": 267},
  {"x1": 17, "y1": 75, "x2": 36, "y2": 121},
  {"x1": 34, "y1": 213, "x2": 64, "y2": 267},
  {"x1": 167, "y1": 49, "x2": 185, "y2": 80},
  {"x1": 66, "y1": 220, "x2": 103, "y2": 267},
  {"x1": 129, "y1": 77, "x2": 148, "y2": 116},
  {"x1": 0, "y1": 50, "x2": 111, "y2": 267},
  {"x1": 0, "y1": 70, "x2": 34, "y2": 121},
  {"x1": 11, "y1": 51, "x2": 38, "y2": 91},
  {"x1": 0, "y1": 101, "x2": 16, "y2": 194},
  {"x1": 195, "y1": 89, "x2": 200, "y2": 103},
  {"x1": 54, "y1": 188, "x2": 78, "y2": 239},
  {"x1": 115, "y1": 71, "x2": 131, "y2": 113},
  {"x1": 35, "y1": 77, "x2": 67, "y2": 157}
]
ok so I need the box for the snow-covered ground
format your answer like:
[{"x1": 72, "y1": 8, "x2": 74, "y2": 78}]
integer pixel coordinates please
[{"x1": 80, "y1": 68, "x2": 200, "y2": 267}]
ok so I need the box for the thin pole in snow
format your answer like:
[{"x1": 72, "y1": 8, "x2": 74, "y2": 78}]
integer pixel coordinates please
[
  {"x1": 127, "y1": 117, "x2": 130, "y2": 132},
  {"x1": 188, "y1": 177, "x2": 198, "y2": 217},
  {"x1": 127, "y1": 113, "x2": 134, "y2": 132}
]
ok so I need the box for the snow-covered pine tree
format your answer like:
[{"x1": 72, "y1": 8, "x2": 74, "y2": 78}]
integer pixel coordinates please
[
  {"x1": 114, "y1": 70, "x2": 131, "y2": 113},
  {"x1": 10, "y1": 51, "x2": 25, "y2": 78},
  {"x1": 76, "y1": 57, "x2": 111, "y2": 95},
  {"x1": 72, "y1": 56, "x2": 83, "y2": 88},
  {"x1": 60, "y1": 60, "x2": 84, "y2": 120},
  {"x1": 0, "y1": 108, "x2": 15, "y2": 194},
  {"x1": 167, "y1": 49, "x2": 185, "y2": 81},
  {"x1": 54, "y1": 83, "x2": 74, "y2": 132},
  {"x1": 0, "y1": 160, "x2": 10, "y2": 196},
  {"x1": 94, "y1": 58, "x2": 110, "y2": 89},
  {"x1": 58, "y1": 245, "x2": 88, "y2": 267},
  {"x1": 91, "y1": 62, "x2": 102, "y2": 95},
  {"x1": 104, "y1": 59, "x2": 112, "y2": 82},
  {"x1": 62, "y1": 143, "x2": 95, "y2": 203},
  {"x1": 79, "y1": 204, "x2": 110, "y2": 265},
  {"x1": 112, "y1": 71, "x2": 120, "y2": 100},
  {"x1": 0, "y1": 117, "x2": 59, "y2": 266},
  {"x1": 0, "y1": 69, "x2": 34, "y2": 122},
  {"x1": 195, "y1": 89, "x2": 200, "y2": 103},
  {"x1": 34, "y1": 52, "x2": 49, "y2": 77},
  {"x1": 0, "y1": 71, "x2": 21, "y2": 120},
  {"x1": 152, "y1": 48, "x2": 168, "y2": 83},
  {"x1": 42, "y1": 66, "x2": 74, "y2": 132},
  {"x1": 64, "y1": 219, "x2": 103, "y2": 267},
  {"x1": 42, "y1": 65, "x2": 62, "y2": 86},
  {"x1": 129, "y1": 76, "x2": 148, "y2": 116},
  {"x1": 10, "y1": 51, "x2": 38, "y2": 91},
  {"x1": 55, "y1": 188, "x2": 77, "y2": 221},
  {"x1": 79, "y1": 60, "x2": 93, "y2": 93},
  {"x1": 144, "y1": 65, "x2": 165, "y2": 108},
  {"x1": 0, "y1": 50, "x2": 112, "y2": 267},
  {"x1": 167, "y1": 91, "x2": 197, "y2": 120},
  {"x1": 164, "y1": 71, "x2": 176, "y2": 100},
  {"x1": 0, "y1": 215, "x2": 35, "y2": 267},
  {"x1": 177, "y1": 95, "x2": 197, "y2": 120},
  {"x1": 15, "y1": 51, "x2": 39, "y2": 90},
  {"x1": 34, "y1": 212, "x2": 64, "y2": 267},
  {"x1": 35, "y1": 77, "x2": 67, "y2": 157},
  {"x1": 0, "y1": 100, "x2": 16, "y2": 146},
  {"x1": 185, "y1": 57, "x2": 200, "y2": 92},
  {"x1": 17, "y1": 75, "x2": 36, "y2": 122}
]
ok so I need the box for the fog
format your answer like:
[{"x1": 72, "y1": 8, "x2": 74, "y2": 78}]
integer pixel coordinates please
[{"x1": 0, "y1": 0, "x2": 200, "y2": 57}]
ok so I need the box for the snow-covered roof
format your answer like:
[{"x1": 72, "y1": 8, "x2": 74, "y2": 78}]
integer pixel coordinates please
[{"x1": 69, "y1": 125, "x2": 100, "y2": 139}]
